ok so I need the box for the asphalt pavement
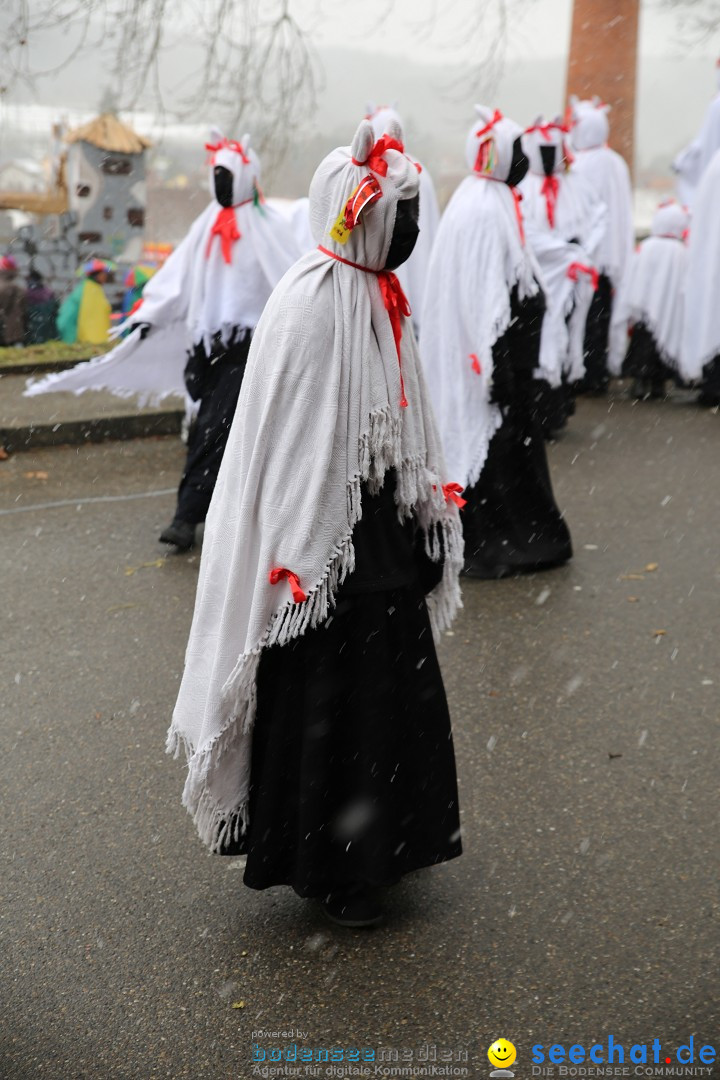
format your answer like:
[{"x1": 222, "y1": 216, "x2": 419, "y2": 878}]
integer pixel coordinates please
[{"x1": 1, "y1": 392, "x2": 718, "y2": 1080}]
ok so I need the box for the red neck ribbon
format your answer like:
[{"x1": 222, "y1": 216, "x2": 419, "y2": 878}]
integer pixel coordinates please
[
  {"x1": 268, "y1": 567, "x2": 307, "y2": 604},
  {"x1": 474, "y1": 174, "x2": 525, "y2": 246},
  {"x1": 317, "y1": 244, "x2": 411, "y2": 408},
  {"x1": 540, "y1": 174, "x2": 560, "y2": 228},
  {"x1": 206, "y1": 198, "x2": 254, "y2": 264}
]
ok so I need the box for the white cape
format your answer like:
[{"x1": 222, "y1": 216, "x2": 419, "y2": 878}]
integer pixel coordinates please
[
  {"x1": 681, "y1": 148, "x2": 720, "y2": 381},
  {"x1": 571, "y1": 146, "x2": 634, "y2": 287},
  {"x1": 609, "y1": 237, "x2": 688, "y2": 375}
]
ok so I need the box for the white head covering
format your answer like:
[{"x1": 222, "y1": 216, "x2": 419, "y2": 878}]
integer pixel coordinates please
[
  {"x1": 167, "y1": 120, "x2": 463, "y2": 852},
  {"x1": 420, "y1": 106, "x2": 552, "y2": 489},
  {"x1": 25, "y1": 128, "x2": 299, "y2": 405},
  {"x1": 364, "y1": 102, "x2": 441, "y2": 326},
  {"x1": 681, "y1": 147, "x2": 720, "y2": 380},
  {"x1": 673, "y1": 60, "x2": 720, "y2": 206},
  {"x1": 567, "y1": 96, "x2": 634, "y2": 288},
  {"x1": 609, "y1": 200, "x2": 690, "y2": 375}
]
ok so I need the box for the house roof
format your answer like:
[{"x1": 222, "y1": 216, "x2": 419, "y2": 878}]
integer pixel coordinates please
[{"x1": 65, "y1": 113, "x2": 152, "y2": 155}]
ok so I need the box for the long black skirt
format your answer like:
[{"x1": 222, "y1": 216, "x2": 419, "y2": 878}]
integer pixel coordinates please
[
  {"x1": 235, "y1": 584, "x2": 462, "y2": 897},
  {"x1": 622, "y1": 323, "x2": 673, "y2": 393},
  {"x1": 579, "y1": 273, "x2": 613, "y2": 393},
  {"x1": 462, "y1": 402, "x2": 573, "y2": 577}
]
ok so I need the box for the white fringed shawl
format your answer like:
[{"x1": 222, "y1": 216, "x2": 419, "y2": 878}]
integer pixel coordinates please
[
  {"x1": 609, "y1": 203, "x2": 690, "y2": 376},
  {"x1": 681, "y1": 150, "x2": 720, "y2": 381},
  {"x1": 167, "y1": 121, "x2": 463, "y2": 852}
]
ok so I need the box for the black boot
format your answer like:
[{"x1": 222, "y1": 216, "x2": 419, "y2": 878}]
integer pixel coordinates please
[
  {"x1": 159, "y1": 519, "x2": 196, "y2": 551},
  {"x1": 320, "y1": 886, "x2": 383, "y2": 928}
]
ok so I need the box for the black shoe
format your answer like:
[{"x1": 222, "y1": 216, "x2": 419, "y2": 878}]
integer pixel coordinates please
[
  {"x1": 159, "y1": 519, "x2": 196, "y2": 550},
  {"x1": 320, "y1": 887, "x2": 383, "y2": 929}
]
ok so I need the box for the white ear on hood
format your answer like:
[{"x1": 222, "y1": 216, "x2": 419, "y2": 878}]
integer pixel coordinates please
[
  {"x1": 209, "y1": 125, "x2": 224, "y2": 144},
  {"x1": 528, "y1": 114, "x2": 544, "y2": 131},
  {"x1": 592, "y1": 94, "x2": 602, "y2": 106},
  {"x1": 474, "y1": 104, "x2": 493, "y2": 123},
  {"x1": 569, "y1": 94, "x2": 579, "y2": 107},
  {"x1": 241, "y1": 132, "x2": 252, "y2": 151},
  {"x1": 365, "y1": 101, "x2": 376, "y2": 118},
  {"x1": 351, "y1": 119, "x2": 375, "y2": 164},
  {"x1": 385, "y1": 117, "x2": 404, "y2": 144},
  {"x1": 601, "y1": 103, "x2": 612, "y2": 115}
]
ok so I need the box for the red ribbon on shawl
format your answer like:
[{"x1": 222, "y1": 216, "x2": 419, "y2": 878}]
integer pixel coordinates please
[
  {"x1": 268, "y1": 567, "x2": 307, "y2": 603},
  {"x1": 525, "y1": 120, "x2": 568, "y2": 140},
  {"x1": 205, "y1": 197, "x2": 254, "y2": 264},
  {"x1": 317, "y1": 245, "x2": 411, "y2": 408},
  {"x1": 442, "y1": 483, "x2": 467, "y2": 509},
  {"x1": 567, "y1": 262, "x2": 599, "y2": 291},
  {"x1": 353, "y1": 135, "x2": 405, "y2": 176},
  {"x1": 470, "y1": 353, "x2": 482, "y2": 375},
  {"x1": 540, "y1": 174, "x2": 560, "y2": 229}
]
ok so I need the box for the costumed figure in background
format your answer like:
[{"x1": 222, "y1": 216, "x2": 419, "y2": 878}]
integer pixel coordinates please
[
  {"x1": 609, "y1": 200, "x2": 690, "y2": 400},
  {"x1": 420, "y1": 106, "x2": 572, "y2": 578},
  {"x1": 167, "y1": 120, "x2": 464, "y2": 928},
  {"x1": 365, "y1": 103, "x2": 440, "y2": 331},
  {"x1": 519, "y1": 117, "x2": 607, "y2": 435},
  {"x1": 121, "y1": 264, "x2": 156, "y2": 318},
  {"x1": 672, "y1": 59, "x2": 720, "y2": 207},
  {"x1": 680, "y1": 148, "x2": 720, "y2": 406},
  {"x1": 569, "y1": 96, "x2": 634, "y2": 393},
  {"x1": 27, "y1": 131, "x2": 299, "y2": 549},
  {"x1": 25, "y1": 270, "x2": 58, "y2": 345},
  {"x1": 0, "y1": 255, "x2": 27, "y2": 346},
  {"x1": 56, "y1": 259, "x2": 112, "y2": 345}
]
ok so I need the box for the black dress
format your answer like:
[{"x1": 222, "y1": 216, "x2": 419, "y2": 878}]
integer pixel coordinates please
[
  {"x1": 462, "y1": 289, "x2": 573, "y2": 578},
  {"x1": 621, "y1": 322, "x2": 673, "y2": 399},
  {"x1": 578, "y1": 272, "x2": 613, "y2": 393},
  {"x1": 175, "y1": 332, "x2": 251, "y2": 525},
  {"x1": 226, "y1": 473, "x2": 462, "y2": 897}
]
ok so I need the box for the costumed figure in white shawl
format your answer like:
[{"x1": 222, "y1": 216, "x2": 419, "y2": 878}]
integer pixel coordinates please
[
  {"x1": 672, "y1": 59, "x2": 720, "y2": 207},
  {"x1": 167, "y1": 120, "x2": 464, "y2": 928},
  {"x1": 680, "y1": 147, "x2": 720, "y2": 407},
  {"x1": 25, "y1": 130, "x2": 299, "y2": 550},
  {"x1": 420, "y1": 107, "x2": 572, "y2": 579},
  {"x1": 609, "y1": 200, "x2": 690, "y2": 400},
  {"x1": 365, "y1": 103, "x2": 441, "y2": 331},
  {"x1": 519, "y1": 116, "x2": 607, "y2": 435},
  {"x1": 569, "y1": 96, "x2": 634, "y2": 393}
]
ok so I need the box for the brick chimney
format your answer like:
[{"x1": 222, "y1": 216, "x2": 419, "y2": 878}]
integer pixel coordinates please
[{"x1": 565, "y1": 0, "x2": 640, "y2": 174}]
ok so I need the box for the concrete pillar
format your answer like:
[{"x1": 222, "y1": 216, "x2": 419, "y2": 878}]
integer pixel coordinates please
[{"x1": 565, "y1": 0, "x2": 640, "y2": 173}]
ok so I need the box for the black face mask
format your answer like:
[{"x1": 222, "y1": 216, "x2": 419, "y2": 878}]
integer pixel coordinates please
[
  {"x1": 539, "y1": 144, "x2": 557, "y2": 178},
  {"x1": 213, "y1": 166, "x2": 234, "y2": 208},
  {"x1": 384, "y1": 196, "x2": 420, "y2": 271},
  {"x1": 506, "y1": 136, "x2": 529, "y2": 188}
]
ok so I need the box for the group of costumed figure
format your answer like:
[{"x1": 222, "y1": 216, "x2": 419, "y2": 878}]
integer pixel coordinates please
[{"x1": 24, "y1": 78, "x2": 720, "y2": 926}]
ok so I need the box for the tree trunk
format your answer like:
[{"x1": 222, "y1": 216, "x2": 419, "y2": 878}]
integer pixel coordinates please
[{"x1": 565, "y1": 0, "x2": 640, "y2": 175}]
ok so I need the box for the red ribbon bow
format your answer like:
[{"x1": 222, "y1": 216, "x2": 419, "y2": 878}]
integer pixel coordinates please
[
  {"x1": 470, "y1": 353, "x2": 482, "y2": 375},
  {"x1": 540, "y1": 174, "x2": 560, "y2": 228},
  {"x1": 206, "y1": 206, "x2": 241, "y2": 264},
  {"x1": 378, "y1": 270, "x2": 412, "y2": 407},
  {"x1": 567, "y1": 262, "x2": 599, "y2": 291},
  {"x1": 354, "y1": 135, "x2": 405, "y2": 177},
  {"x1": 475, "y1": 109, "x2": 503, "y2": 139},
  {"x1": 525, "y1": 120, "x2": 568, "y2": 140},
  {"x1": 442, "y1": 483, "x2": 467, "y2": 509},
  {"x1": 205, "y1": 137, "x2": 250, "y2": 165},
  {"x1": 268, "y1": 567, "x2": 307, "y2": 604}
]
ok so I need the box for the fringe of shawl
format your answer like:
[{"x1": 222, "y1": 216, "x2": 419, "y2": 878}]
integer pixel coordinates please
[{"x1": 165, "y1": 403, "x2": 464, "y2": 853}]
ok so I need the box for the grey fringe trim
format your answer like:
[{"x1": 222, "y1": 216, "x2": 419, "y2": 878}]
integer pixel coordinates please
[{"x1": 166, "y1": 402, "x2": 464, "y2": 853}]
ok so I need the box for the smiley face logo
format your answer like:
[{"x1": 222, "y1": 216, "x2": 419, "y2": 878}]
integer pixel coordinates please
[{"x1": 488, "y1": 1039, "x2": 517, "y2": 1070}]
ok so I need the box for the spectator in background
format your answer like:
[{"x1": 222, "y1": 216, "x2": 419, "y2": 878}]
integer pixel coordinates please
[
  {"x1": 25, "y1": 270, "x2": 59, "y2": 345},
  {"x1": 57, "y1": 259, "x2": 112, "y2": 345},
  {"x1": 0, "y1": 255, "x2": 27, "y2": 347}
]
